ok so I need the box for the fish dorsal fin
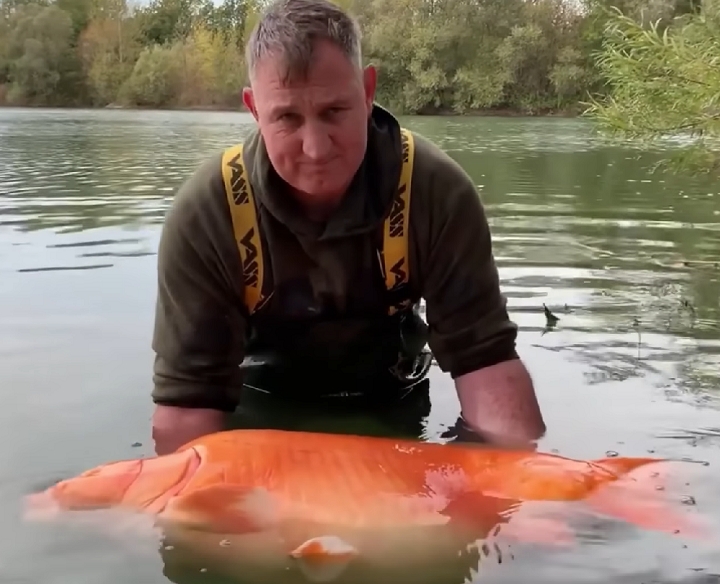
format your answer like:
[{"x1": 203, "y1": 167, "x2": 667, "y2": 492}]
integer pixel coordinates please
[{"x1": 290, "y1": 535, "x2": 358, "y2": 583}]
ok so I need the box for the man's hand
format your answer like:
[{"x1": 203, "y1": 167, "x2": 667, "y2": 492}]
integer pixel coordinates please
[
  {"x1": 455, "y1": 358, "x2": 546, "y2": 450},
  {"x1": 152, "y1": 405, "x2": 226, "y2": 455}
]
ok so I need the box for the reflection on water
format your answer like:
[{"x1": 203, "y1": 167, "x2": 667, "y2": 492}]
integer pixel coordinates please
[
  {"x1": 0, "y1": 108, "x2": 245, "y2": 234},
  {"x1": 0, "y1": 107, "x2": 719, "y2": 584}
]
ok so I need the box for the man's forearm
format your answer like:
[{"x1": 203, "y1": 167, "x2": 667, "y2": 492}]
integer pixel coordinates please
[
  {"x1": 454, "y1": 358, "x2": 546, "y2": 448},
  {"x1": 152, "y1": 405, "x2": 227, "y2": 455}
]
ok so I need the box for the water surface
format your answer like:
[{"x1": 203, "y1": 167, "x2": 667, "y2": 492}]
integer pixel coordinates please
[{"x1": 1, "y1": 107, "x2": 719, "y2": 584}]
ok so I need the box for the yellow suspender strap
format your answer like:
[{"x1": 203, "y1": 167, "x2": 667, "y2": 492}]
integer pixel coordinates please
[
  {"x1": 382, "y1": 127, "x2": 415, "y2": 315},
  {"x1": 221, "y1": 144, "x2": 265, "y2": 315},
  {"x1": 221, "y1": 128, "x2": 414, "y2": 318}
]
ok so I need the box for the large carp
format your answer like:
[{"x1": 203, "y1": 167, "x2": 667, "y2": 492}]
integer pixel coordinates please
[{"x1": 23, "y1": 429, "x2": 705, "y2": 582}]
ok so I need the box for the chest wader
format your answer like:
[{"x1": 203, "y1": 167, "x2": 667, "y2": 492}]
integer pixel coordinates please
[{"x1": 220, "y1": 128, "x2": 432, "y2": 404}]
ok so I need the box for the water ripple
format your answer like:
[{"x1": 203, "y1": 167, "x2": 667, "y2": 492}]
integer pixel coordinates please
[{"x1": 1, "y1": 108, "x2": 719, "y2": 584}]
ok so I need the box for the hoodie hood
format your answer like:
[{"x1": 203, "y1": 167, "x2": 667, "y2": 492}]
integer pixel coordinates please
[{"x1": 245, "y1": 104, "x2": 403, "y2": 242}]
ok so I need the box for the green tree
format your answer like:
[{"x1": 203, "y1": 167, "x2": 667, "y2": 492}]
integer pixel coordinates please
[
  {"x1": 1, "y1": 3, "x2": 83, "y2": 105},
  {"x1": 78, "y1": 0, "x2": 140, "y2": 105},
  {"x1": 583, "y1": 1, "x2": 720, "y2": 173},
  {"x1": 118, "y1": 43, "x2": 182, "y2": 106}
]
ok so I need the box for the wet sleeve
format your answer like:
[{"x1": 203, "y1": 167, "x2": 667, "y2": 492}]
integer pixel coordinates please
[
  {"x1": 151, "y1": 155, "x2": 246, "y2": 411},
  {"x1": 413, "y1": 138, "x2": 518, "y2": 379}
]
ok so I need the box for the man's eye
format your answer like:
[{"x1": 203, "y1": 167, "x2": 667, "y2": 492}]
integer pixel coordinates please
[{"x1": 321, "y1": 107, "x2": 346, "y2": 120}]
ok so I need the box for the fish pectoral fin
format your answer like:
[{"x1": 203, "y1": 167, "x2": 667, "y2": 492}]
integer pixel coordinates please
[
  {"x1": 444, "y1": 492, "x2": 577, "y2": 547},
  {"x1": 160, "y1": 485, "x2": 278, "y2": 534},
  {"x1": 443, "y1": 491, "x2": 519, "y2": 533},
  {"x1": 290, "y1": 536, "x2": 358, "y2": 583},
  {"x1": 491, "y1": 512, "x2": 578, "y2": 548}
]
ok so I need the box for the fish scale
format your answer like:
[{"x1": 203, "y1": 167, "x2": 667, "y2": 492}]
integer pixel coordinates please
[
  {"x1": 263, "y1": 445, "x2": 434, "y2": 527},
  {"x1": 190, "y1": 436, "x2": 453, "y2": 528}
]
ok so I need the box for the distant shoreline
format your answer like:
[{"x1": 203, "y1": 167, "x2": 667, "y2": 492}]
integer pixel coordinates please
[{"x1": 0, "y1": 102, "x2": 581, "y2": 118}]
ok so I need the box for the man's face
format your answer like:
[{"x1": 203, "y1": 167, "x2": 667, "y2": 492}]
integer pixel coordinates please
[{"x1": 242, "y1": 40, "x2": 376, "y2": 212}]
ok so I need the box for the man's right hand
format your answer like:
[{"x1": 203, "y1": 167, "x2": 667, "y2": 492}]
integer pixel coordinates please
[{"x1": 151, "y1": 405, "x2": 226, "y2": 455}]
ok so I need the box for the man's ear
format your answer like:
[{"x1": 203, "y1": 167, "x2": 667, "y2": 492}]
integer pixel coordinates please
[
  {"x1": 362, "y1": 64, "x2": 377, "y2": 113},
  {"x1": 242, "y1": 87, "x2": 258, "y2": 120}
]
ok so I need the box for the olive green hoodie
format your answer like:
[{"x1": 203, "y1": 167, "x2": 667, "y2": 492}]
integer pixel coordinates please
[{"x1": 151, "y1": 105, "x2": 518, "y2": 411}]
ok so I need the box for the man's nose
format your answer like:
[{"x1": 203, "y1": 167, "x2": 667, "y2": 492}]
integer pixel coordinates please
[{"x1": 300, "y1": 122, "x2": 333, "y2": 161}]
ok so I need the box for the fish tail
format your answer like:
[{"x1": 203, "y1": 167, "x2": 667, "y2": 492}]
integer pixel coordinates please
[
  {"x1": 584, "y1": 459, "x2": 709, "y2": 539},
  {"x1": 590, "y1": 456, "x2": 663, "y2": 479}
]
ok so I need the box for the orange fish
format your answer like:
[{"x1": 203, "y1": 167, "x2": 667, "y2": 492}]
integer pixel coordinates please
[{"x1": 23, "y1": 429, "x2": 705, "y2": 582}]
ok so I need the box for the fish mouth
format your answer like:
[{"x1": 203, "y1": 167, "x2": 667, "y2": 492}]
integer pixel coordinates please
[
  {"x1": 23, "y1": 490, "x2": 64, "y2": 522},
  {"x1": 22, "y1": 478, "x2": 127, "y2": 522}
]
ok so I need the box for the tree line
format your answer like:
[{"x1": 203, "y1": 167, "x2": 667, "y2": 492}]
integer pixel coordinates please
[{"x1": 0, "y1": 0, "x2": 709, "y2": 113}]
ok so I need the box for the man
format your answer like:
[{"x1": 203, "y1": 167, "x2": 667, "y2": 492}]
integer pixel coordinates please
[{"x1": 150, "y1": 0, "x2": 546, "y2": 455}]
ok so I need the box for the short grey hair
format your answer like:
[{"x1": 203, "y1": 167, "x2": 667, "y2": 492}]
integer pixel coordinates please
[{"x1": 245, "y1": 0, "x2": 363, "y2": 83}]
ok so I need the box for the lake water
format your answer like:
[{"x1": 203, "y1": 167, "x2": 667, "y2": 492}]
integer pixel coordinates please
[{"x1": 0, "y1": 107, "x2": 719, "y2": 584}]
